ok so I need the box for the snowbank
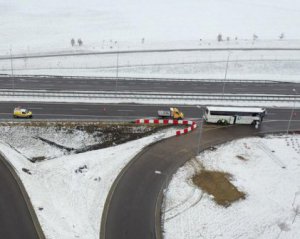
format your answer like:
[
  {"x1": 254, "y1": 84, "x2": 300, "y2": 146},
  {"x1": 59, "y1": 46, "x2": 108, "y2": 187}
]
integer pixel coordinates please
[{"x1": 164, "y1": 135, "x2": 300, "y2": 239}]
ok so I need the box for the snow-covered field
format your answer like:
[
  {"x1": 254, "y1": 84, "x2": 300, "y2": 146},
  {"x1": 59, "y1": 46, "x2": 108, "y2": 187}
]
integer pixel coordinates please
[
  {"x1": 1, "y1": 0, "x2": 300, "y2": 81},
  {"x1": 163, "y1": 134, "x2": 300, "y2": 239},
  {"x1": 0, "y1": 126, "x2": 175, "y2": 239},
  {"x1": 2, "y1": 0, "x2": 300, "y2": 50},
  {"x1": 2, "y1": 48, "x2": 300, "y2": 82}
]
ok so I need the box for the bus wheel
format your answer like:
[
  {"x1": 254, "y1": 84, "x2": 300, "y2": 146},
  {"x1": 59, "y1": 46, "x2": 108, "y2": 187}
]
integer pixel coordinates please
[{"x1": 251, "y1": 120, "x2": 257, "y2": 125}]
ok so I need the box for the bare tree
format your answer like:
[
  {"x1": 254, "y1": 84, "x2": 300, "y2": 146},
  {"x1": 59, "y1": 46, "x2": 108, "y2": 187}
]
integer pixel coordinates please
[
  {"x1": 77, "y1": 38, "x2": 83, "y2": 46},
  {"x1": 279, "y1": 33, "x2": 285, "y2": 40},
  {"x1": 71, "y1": 38, "x2": 75, "y2": 47},
  {"x1": 217, "y1": 33, "x2": 223, "y2": 42}
]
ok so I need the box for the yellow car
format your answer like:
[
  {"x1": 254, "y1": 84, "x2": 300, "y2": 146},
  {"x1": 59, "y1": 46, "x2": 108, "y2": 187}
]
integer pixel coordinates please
[{"x1": 13, "y1": 107, "x2": 33, "y2": 118}]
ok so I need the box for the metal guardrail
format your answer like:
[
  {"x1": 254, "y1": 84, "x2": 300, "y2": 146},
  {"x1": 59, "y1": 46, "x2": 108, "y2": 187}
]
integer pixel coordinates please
[
  {"x1": 0, "y1": 74, "x2": 282, "y2": 83},
  {"x1": 0, "y1": 89, "x2": 299, "y2": 103}
]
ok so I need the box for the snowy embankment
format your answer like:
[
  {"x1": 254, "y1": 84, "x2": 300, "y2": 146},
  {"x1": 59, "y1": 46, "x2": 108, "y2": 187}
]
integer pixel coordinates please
[
  {"x1": 163, "y1": 135, "x2": 300, "y2": 239},
  {"x1": 1, "y1": 46, "x2": 300, "y2": 82},
  {"x1": 0, "y1": 125, "x2": 175, "y2": 239}
]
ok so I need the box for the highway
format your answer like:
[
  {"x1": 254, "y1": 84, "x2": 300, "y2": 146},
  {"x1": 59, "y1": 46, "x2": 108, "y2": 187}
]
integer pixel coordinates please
[
  {"x1": 0, "y1": 76, "x2": 300, "y2": 95},
  {"x1": 0, "y1": 102, "x2": 299, "y2": 123}
]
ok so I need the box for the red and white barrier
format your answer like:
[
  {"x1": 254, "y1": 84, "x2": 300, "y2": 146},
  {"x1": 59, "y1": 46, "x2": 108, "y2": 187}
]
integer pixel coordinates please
[
  {"x1": 135, "y1": 119, "x2": 197, "y2": 136},
  {"x1": 176, "y1": 123, "x2": 197, "y2": 136}
]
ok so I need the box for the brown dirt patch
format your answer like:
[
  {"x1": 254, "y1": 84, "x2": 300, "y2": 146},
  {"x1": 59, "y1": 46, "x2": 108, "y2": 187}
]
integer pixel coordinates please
[{"x1": 192, "y1": 170, "x2": 246, "y2": 207}]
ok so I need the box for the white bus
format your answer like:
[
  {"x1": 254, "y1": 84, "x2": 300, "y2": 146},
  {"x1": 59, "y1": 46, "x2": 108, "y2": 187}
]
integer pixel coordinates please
[{"x1": 204, "y1": 106, "x2": 266, "y2": 125}]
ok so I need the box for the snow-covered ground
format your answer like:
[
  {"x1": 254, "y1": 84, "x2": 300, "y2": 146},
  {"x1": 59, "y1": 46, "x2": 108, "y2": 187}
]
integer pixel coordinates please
[
  {"x1": 0, "y1": 126, "x2": 175, "y2": 239},
  {"x1": 163, "y1": 134, "x2": 300, "y2": 239},
  {"x1": 1, "y1": 0, "x2": 300, "y2": 51},
  {"x1": 1, "y1": 48, "x2": 300, "y2": 82},
  {"x1": 1, "y1": 1, "x2": 300, "y2": 238},
  {"x1": 0, "y1": 125, "x2": 101, "y2": 159},
  {"x1": 0, "y1": 124, "x2": 159, "y2": 160},
  {"x1": 1, "y1": 0, "x2": 300, "y2": 81}
]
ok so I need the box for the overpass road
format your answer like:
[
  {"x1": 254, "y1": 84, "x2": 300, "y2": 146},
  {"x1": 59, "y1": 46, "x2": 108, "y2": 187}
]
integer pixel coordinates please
[{"x1": 0, "y1": 76, "x2": 300, "y2": 95}]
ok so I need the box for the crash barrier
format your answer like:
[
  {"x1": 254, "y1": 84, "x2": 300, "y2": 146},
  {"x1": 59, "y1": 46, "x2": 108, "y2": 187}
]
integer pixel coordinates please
[
  {"x1": 135, "y1": 119, "x2": 197, "y2": 136},
  {"x1": 0, "y1": 74, "x2": 279, "y2": 83},
  {"x1": 0, "y1": 89, "x2": 299, "y2": 104}
]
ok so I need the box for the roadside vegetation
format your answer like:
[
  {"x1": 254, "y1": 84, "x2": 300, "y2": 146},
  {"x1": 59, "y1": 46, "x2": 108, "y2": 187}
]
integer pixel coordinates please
[{"x1": 0, "y1": 121, "x2": 169, "y2": 161}]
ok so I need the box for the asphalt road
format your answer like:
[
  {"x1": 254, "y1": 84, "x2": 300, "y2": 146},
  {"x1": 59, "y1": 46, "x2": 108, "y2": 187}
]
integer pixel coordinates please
[
  {"x1": 0, "y1": 102, "x2": 299, "y2": 125},
  {"x1": 0, "y1": 76, "x2": 300, "y2": 95},
  {"x1": 102, "y1": 110, "x2": 300, "y2": 239},
  {"x1": 0, "y1": 101, "x2": 299, "y2": 239},
  {"x1": 0, "y1": 155, "x2": 39, "y2": 239},
  {"x1": 102, "y1": 125, "x2": 259, "y2": 239}
]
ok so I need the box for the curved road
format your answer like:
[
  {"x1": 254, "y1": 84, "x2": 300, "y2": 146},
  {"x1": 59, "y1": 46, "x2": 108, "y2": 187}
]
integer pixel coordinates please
[
  {"x1": 101, "y1": 109, "x2": 300, "y2": 239},
  {"x1": 0, "y1": 101, "x2": 299, "y2": 238},
  {"x1": 0, "y1": 155, "x2": 40, "y2": 239}
]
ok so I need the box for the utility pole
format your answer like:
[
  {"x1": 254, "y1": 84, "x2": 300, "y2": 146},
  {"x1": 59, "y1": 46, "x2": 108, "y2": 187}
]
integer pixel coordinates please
[
  {"x1": 115, "y1": 44, "x2": 119, "y2": 91},
  {"x1": 222, "y1": 51, "x2": 231, "y2": 97},
  {"x1": 10, "y1": 48, "x2": 15, "y2": 93},
  {"x1": 287, "y1": 89, "x2": 297, "y2": 134},
  {"x1": 197, "y1": 106, "x2": 204, "y2": 155}
]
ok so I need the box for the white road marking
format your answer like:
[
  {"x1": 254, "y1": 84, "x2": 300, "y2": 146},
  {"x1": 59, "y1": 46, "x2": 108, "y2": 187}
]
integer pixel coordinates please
[
  {"x1": 72, "y1": 108, "x2": 89, "y2": 111},
  {"x1": 29, "y1": 107, "x2": 43, "y2": 110},
  {"x1": 41, "y1": 84, "x2": 54, "y2": 87},
  {"x1": 2, "y1": 83, "x2": 14, "y2": 86},
  {"x1": 20, "y1": 79, "x2": 38, "y2": 83},
  {"x1": 155, "y1": 170, "x2": 162, "y2": 174},
  {"x1": 272, "y1": 88, "x2": 288, "y2": 91}
]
